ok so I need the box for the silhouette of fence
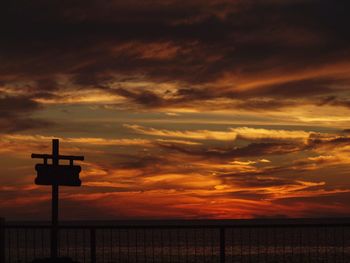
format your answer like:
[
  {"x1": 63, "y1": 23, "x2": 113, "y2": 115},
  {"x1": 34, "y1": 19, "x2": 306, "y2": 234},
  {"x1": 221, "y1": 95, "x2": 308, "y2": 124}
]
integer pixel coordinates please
[{"x1": 3, "y1": 221, "x2": 350, "y2": 263}]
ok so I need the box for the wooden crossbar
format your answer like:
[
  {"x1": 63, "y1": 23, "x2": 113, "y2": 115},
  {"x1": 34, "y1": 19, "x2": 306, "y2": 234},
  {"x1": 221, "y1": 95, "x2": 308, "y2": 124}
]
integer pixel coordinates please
[{"x1": 31, "y1": 154, "x2": 84, "y2": 161}]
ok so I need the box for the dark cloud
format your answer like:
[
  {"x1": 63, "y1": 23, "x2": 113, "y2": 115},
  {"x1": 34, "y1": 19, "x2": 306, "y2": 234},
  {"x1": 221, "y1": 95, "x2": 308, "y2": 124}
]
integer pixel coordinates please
[
  {"x1": 109, "y1": 76, "x2": 343, "y2": 110},
  {"x1": 110, "y1": 153, "x2": 171, "y2": 173},
  {"x1": 0, "y1": 95, "x2": 52, "y2": 132},
  {"x1": 237, "y1": 78, "x2": 338, "y2": 99},
  {"x1": 195, "y1": 132, "x2": 350, "y2": 158},
  {"x1": 158, "y1": 141, "x2": 302, "y2": 159},
  {"x1": 1, "y1": 0, "x2": 350, "y2": 110},
  {"x1": 226, "y1": 190, "x2": 270, "y2": 200},
  {"x1": 228, "y1": 175, "x2": 298, "y2": 188},
  {"x1": 233, "y1": 99, "x2": 297, "y2": 111},
  {"x1": 113, "y1": 88, "x2": 165, "y2": 108},
  {"x1": 0, "y1": 95, "x2": 39, "y2": 114},
  {"x1": 317, "y1": 96, "x2": 350, "y2": 109},
  {"x1": 274, "y1": 191, "x2": 350, "y2": 217},
  {"x1": 306, "y1": 134, "x2": 350, "y2": 149}
]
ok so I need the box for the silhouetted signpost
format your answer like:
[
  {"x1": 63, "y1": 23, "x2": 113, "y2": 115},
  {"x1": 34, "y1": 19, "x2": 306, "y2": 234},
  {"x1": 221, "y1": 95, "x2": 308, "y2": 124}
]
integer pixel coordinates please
[{"x1": 32, "y1": 139, "x2": 84, "y2": 260}]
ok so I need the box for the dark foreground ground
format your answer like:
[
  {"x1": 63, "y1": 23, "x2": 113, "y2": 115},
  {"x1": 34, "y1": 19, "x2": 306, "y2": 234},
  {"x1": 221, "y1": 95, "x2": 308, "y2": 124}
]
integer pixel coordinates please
[{"x1": 3, "y1": 218, "x2": 350, "y2": 262}]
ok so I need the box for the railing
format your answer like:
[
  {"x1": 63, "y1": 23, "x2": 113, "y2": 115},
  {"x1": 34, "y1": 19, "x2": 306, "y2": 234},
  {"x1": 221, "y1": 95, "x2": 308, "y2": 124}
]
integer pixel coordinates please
[{"x1": 2, "y1": 220, "x2": 350, "y2": 262}]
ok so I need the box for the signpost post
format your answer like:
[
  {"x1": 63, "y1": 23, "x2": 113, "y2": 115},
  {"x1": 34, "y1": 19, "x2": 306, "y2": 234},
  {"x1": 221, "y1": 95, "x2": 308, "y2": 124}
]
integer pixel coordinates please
[{"x1": 32, "y1": 139, "x2": 84, "y2": 260}]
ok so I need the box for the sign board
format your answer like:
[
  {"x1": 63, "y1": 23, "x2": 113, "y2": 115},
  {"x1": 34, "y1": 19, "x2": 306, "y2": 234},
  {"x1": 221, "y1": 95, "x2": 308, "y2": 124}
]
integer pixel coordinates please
[{"x1": 35, "y1": 164, "x2": 82, "y2": 186}]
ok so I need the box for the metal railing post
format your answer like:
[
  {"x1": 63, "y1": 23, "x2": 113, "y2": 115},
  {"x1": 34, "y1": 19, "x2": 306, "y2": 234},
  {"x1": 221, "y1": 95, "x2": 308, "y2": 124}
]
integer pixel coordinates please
[
  {"x1": 220, "y1": 227, "x2": 225, "y2": 263},
  {"x1": 90, "y1": 228, "x2": 96, "y2": 263},
  {"x1": 51, "y1": 139, "x2": 59, "y2": 259},
  {"x1": 0, "y1": 218, "x2": 5, "y2": 263}
]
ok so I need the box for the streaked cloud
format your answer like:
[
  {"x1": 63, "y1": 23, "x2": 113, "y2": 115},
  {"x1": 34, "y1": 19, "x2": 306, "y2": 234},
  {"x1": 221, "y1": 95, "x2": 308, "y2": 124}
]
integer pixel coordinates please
[{"x1": 125, "y1": 124, "x2": 312, "y2": 141}]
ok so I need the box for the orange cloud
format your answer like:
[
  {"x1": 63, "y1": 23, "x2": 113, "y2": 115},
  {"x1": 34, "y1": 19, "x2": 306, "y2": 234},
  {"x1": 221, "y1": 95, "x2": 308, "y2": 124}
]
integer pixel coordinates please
[{"x1": 125, "y1": 124, "x2": 313, "y2": 141}]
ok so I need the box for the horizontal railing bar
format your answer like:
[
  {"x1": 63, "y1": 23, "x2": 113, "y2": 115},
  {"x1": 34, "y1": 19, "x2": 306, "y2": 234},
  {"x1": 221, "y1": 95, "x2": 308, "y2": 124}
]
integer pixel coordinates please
[
  {"x1": 31, "y1": 154, "x2": 84, "y2": 161},
  {"x1": 5, "y1": 223, "x2": 350, "y2": 229}
]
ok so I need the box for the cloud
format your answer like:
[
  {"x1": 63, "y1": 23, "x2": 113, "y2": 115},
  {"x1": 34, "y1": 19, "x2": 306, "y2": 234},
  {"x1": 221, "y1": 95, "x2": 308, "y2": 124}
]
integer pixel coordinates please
[
  {"x1": 125, "y1": 124, "x2": 312, "y2": 141},
  {"x1": 158, "y1": 141, "x2": 302, "y2": 160},
  {"x1": 0, "y1": 134, "x2": 155, "y2": 160},
  {"x1": 2, "y1": 0, "x2": 350, "y2": 219},
  {"x1": 0, "y1": 95, "x2": 52, "y2": 132},
  {"x1": 1, "y1": 0, "x2": 350, "y2": 113},
  {"x1": 2, "y1": 127, "x2": 350, "y2": 219},
  {"x1": 125, "y1": 124, "x2": 238, "y2": 140},
  {"x1": 1, "y1": 134, "x2": 152, "y2": 146}
]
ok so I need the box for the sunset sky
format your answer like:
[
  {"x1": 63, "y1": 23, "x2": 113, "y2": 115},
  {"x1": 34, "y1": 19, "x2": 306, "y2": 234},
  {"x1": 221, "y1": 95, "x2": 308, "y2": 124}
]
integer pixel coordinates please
[{"x1": 1, "y1": 0, "x2": 350, "y2": 220}]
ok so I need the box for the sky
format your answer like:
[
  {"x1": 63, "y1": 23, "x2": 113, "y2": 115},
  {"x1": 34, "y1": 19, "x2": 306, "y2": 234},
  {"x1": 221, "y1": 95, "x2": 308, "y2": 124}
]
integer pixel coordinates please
[{"x1": 1, "y1": 0, "x2": 350, "y2": 220}]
